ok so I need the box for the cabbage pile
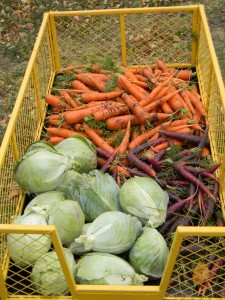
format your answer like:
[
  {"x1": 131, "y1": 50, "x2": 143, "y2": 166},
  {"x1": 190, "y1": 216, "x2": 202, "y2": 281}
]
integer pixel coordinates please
[{"x1": 8, "y1": 138, "x2": 170, "y2": 295}]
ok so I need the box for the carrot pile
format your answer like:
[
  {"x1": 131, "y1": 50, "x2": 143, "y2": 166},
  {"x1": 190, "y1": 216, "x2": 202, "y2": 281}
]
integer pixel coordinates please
[
  {"x1": 42, "y1": 58, "x2": 223, "y2": 296},
  {"x1": 44, "y1": 59, "x2": 206, "y2": 152}
]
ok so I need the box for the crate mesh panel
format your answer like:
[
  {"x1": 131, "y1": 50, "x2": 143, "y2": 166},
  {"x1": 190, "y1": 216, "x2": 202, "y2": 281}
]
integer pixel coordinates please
[
  {"x1": 166, "y1": 235, "x2": 225, "y2": 298},
  {"x1": 4, "y1": 233, "x2": 72, "y2": 296},
  {"x1": 197, "y1": 12, "x2": 225, "y2": 213},
  {"x1": 124, "y1": 11, "x2": 193, "y2": 65},
  {"x1": 55, "y1": 15, "x2": 121, "y2": 67},
  {"x1": 35, "y1": 26, "x2": 56, "y2": 100}
]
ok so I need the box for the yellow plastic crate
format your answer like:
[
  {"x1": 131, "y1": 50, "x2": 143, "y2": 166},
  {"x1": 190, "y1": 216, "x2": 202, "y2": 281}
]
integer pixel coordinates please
[{"x1": 1, "y1": 5, "x2": 225, "y2": 300}]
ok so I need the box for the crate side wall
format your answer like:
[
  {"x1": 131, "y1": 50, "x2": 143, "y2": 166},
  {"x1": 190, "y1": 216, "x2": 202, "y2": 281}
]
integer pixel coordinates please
[{"x1": 0, "y1": 15, "x2": 56, "y2": 272}]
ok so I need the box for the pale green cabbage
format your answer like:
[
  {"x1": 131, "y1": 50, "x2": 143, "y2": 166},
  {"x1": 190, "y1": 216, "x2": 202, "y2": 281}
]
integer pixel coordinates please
[
  {"x1": 69, "y1": 223, "x2": 92, "y2": 255},
  {"x1": 119, "y1": 176, "x2": 169, "y2": 228},
  {"x1": 76, "y1": 252, "x2": 148, "y2": 285},
  {"x1": 31, "y1": 248, "x2": 76, "y2": 295},
  {"x1": 55, "y1": 136, "x2": 97, "y2": 173},
  {"x1": 75, "y1": 211, "x2": 142, "y2": 254},
  {"x1": 24, "y1": 191, "x2": 85, "y2": 245},
  {"x1": 14, "y1": 148, "x2": 72, "y2": 194},
  {"x1": 7, "y1": 212, "x2": 51, "y2": 267},
  {"x1": 76, "y1": 170, "x2": 121, "y2": 222},
  {"x1": 129, "y1": 227, "x2": 169, "y2": 279}
]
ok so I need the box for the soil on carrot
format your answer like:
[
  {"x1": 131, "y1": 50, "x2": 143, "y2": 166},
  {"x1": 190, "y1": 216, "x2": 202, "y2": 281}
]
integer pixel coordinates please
[{"x1": 0, "y1": 0, "x2": 224, "y2": 145}]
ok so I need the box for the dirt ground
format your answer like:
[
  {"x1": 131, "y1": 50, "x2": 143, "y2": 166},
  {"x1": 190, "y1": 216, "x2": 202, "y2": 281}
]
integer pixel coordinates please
[{"x1": 0, "y1": 0, "x2": 224, "y2": 144}]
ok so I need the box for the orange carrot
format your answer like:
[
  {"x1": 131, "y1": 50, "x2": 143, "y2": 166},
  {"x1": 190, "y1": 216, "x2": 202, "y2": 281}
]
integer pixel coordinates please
[
  {"x1": 156, "y1": 59, "x2": 172, "y2": 73},
  {"x1": 132, "y1": 83, "x2": 150, "y2": 96},
  {"x1": 84, "y1": 75, "x2": 106, "y2": 92},
  {"x1": 45, "y1": 94, "x2": 67, "y2": 109},
  {"x1": 80, "y1": 90, "x2": 123, "y2": 103},
  {"x1": 46, "y1": 127, "x2": 88, "y2": 138},
  {"x1": 144, "y1": 88, "x2": 182, "y2": 112},
  {"x1": 117, "y1": 120, "x2": 131, "y2": 155},
  {"x1": 49, "y1": 136, "x2": 65, "y2": 145},
  {"x1": 106, "y1": 115, "x2": 140, "y2": 130},
  {"x1": 75, "y1": 74, "x2": 97, "y2": 89},
  {"x1": 122, "y1": 93, "x2": 151, "y2": 124},
  {"x1": 142, "y1": 67, "x2": 157, "y2": 84},
  {"x1": 166, "y1": 124, "x2": 192, "y2": 132},
  {"x1": 161, "y1": 102, "x2": 174, "y2": 114},
  {"x1": 139, "y1": 85, "x2": 171, "y2": 107},
  {"x1": 128, "y1": 120, "x2": 171, "y2": 150},
  {"x1": 174, "y1": 69, "x2": 192, "y2": 81},
  {"x1": 131, "y1": 80, "x2": 149, "y2": 89},
  {"x1": 185, "y1": 90, "x2": 206, "y2": 117},
  {"x1": 82, "y1": 123, "x2": 115, "y2": 154},
  {"x1": 179, "y1": 90, "x2": 196, "y2": 115},
  {"x1": 93, "y1": 104, "x2": 129, "y2": 121},
  {"x1": 135, "y1": 74, "x2": 149, "y2": 82},
  {"x1": 60, "y1": 90, "x2": 78, "y2": 108},
  {"x1": 151, "y1": 141, "x2": 170, "y2": 153},
  {"x1": 123, "y1": 69, "x2": 139, "y2": 81},
  {"x1": 70, "y1": 79, "x2": 92, "y2": 91},
  {"x1": 118, "y1": 75, "x2": 147, "y2": 101},
  {"x1": 74, "y1": 123, "x2": 83, "y2": 131},
  {"x1": 128, "y1": 126, "x2": 159, "y2": 150},
  {"x1": 200, "y1": 147, "x2": 211, "y2": 157},
  {"x1": 48, "y1": 118, "x2": 70, "y2": 129},
  {"x1": 45, "y1": 114, "x2": 61, "y2": 120},
  {"x1": 61, "y1": 103, "x2": 110, "y2": 124},
  {"x1": 169, "y1": 118, "x2": 194, "y2": 128}
]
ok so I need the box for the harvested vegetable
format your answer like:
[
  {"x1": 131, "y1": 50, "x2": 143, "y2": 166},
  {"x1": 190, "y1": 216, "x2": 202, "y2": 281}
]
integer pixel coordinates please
[
  {"x1": 31, "y1": 248, "x2": 76, "y2": 295},
  {"x1": 7, "y1": 212, "x2": 51, "y2": 267},
  {"x1": 72, "y1": 169, "x2": 121, "y2": 222},
  {"x1": 75, "y1": 252, "x2": 148, "y2": 285},
  {"x1": 14, "y1": 147, "x2": 71, "y2": 194},
  {"x1": 119, "y1": 176, "x2": 169, "y2": 228},
  {"x1": 54, "y1": 136, "x2": 97, "y2": 173},
  {"x1": 23, "y1": 192, "x2": 85, "y2": 245},
  {"x1": 129, "y1": 227, "x2": 169, "y2": 278},
  {"x1": 75, "y1": 211, "x2": 142, "y2": 254}
]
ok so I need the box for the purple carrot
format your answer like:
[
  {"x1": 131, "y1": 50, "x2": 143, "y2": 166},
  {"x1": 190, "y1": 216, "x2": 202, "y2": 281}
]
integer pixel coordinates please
[
  {"x1": 130, "y1": 137, "x2": 167, "y2": 154},
  {"x1": 168, "y1": 140, "x2": 174, "y2": 147},
  {"x1": 172, "y1": 162, "x2": 214, "y2": 198},
  {"x1": 123, "y1": 166, "x2": 148, "y2": 177},
  {"x1": 158, "y1": 214, "x2": 181, "y2": 235},
  {"x1": 183, "y1": 165, "x2": 208, "y2": 174},
  {"x1": 154, "y1": 149, "x2": 167, "y2": 162},
  {"x1": 196, "y1": 125, "x2": 209, "y2": 158},
  {"x1": 178, "y1": 152, "x2": 198, "y2": 162},
  {"x1": 96, "y1": 147, "x2": 111, "y2": 159},
  {"x1": 188, "y1": 183, "x2": 196, "y2": 208},
  {"x1": 156, "y1": 178, "x2": 167, "y2": 188},
  {"x1": 167, "y1": 179, "x2": 190, "y2": 186},
  {"x1": 167, "y1": 197, "x2": 192, "y2": 217},
  {"x1": 215, "y1": 211, "x2": 224, "y2": 227},
  {"x1": 112, "y1": 164, "x2": 118, "y2": 181},
  {"x1": 198, "y1": 189, "x2": 207, "y2": 217},
  {"x1": 167, "y1": 201, "x2": 200, "y2": 234},
  {"x1": 160, "y1": 130, "x2": 210, "y2": 145},
  {"x1": 147, "y1": 156, "x2": 161, "y2": 172},
  {"x1": 126, "y1": 152, "x2": 156, "y2": 177},
  {"x1": 200, "y1": 171, "x2": 219, "y2": 182},
  {"x1": 167, "y1": 190, "x2": 183, "y2": 203},
  {"x1": 207, "y1": 161, "x2": 221, "y2": 173},
  {"x1": 100, "y1": 151, "x2": 118, "y2": 173},
  {"x1": 202, "y1": 181, "x2": 219, "y2": 224},
  {"x1": 173, "y1": 149, "x2": 190, "y2": 160}
]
